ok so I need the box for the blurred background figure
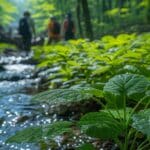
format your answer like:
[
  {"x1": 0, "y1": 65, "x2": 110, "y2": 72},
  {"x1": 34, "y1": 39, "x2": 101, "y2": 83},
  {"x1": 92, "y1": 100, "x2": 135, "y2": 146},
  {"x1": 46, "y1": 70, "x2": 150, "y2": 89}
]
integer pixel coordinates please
[
  {"x1": 62, "y1": 13, "x2": 75, "y2": 41},
  {"x1": 18, "y1": 11, "x2": 36, "y2": 51},
  {"x1": 47, "y1": 16, "x2": 61, "y2": 44}
]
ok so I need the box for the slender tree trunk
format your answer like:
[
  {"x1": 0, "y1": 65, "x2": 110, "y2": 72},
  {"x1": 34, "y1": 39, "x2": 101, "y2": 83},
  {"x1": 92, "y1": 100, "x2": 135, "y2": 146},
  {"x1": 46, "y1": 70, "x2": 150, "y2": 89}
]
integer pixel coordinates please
[
  {"x1": 147, "y1": 0, "x2": 150, "y2": 23},
  {"x1": 80, "y1": 0, "x2": 93, "y2": 40},
  {"x1": 102, "y1": 0, "x2": 107, "y2": 12},
  {"x1": 76, "y1": 0, "x2": 83, "y2": 37},
  {"x1": 108, "y1": 0, "x2": 112, "y2": 9},
  {"x1": 96, "y1": 0, "x2": 101, "y2": 23},
  {"x1": 136, "y1": 0, "x2": 140, "y2": 14},
  {"x1": 119, "y1": 0, "x2": 124, "y2": 8}
]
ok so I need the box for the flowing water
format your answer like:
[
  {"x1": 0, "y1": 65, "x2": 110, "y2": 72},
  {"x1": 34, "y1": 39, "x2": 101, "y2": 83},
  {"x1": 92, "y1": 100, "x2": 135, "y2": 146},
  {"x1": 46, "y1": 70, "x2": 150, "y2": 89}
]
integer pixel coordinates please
[
  {"x1": 0, "y1": 51, "x2": 107, "y2": 150},
  {"x1": 0, "y1": 52, "x2": 58, "y2": 150}
]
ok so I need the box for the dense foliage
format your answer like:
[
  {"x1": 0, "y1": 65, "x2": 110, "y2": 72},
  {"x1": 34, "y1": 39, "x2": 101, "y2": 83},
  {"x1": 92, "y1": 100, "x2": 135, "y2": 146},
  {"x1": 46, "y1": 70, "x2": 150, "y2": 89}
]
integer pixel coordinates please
[
  {"x1": 0, "y1": 0, "x2": 17, "y2": 26},
  {"x1": 32, "y1": 33, "x2": 150, "y2": 89},
  {"x1": 6, "y1": 33, "x2": 150, "y2": 149}
]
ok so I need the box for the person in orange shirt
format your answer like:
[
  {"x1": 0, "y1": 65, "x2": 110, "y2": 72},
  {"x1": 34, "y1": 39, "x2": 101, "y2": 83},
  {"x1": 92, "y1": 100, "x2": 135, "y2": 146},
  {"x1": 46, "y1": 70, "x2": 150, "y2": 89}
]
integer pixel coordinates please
[{"x1": 48, "y1": 16, "x2": 61, "y2": 44}]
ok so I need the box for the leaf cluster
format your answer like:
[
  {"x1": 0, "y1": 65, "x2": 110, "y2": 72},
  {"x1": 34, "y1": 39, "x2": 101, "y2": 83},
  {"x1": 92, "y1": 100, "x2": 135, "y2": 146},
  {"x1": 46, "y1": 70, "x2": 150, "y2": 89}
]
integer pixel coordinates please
[{"x1": 7, "y1": 74, "x2": 150, "y2": 150}]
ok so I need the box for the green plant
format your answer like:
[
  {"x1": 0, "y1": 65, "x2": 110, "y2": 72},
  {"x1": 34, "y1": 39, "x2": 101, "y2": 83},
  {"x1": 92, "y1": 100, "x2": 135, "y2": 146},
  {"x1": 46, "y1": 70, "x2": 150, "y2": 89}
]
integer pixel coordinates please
[
  {"x1": 33, "y1": 33, "x2": 150, "y2": 89},
  {"x1": 0, "y1": 0, "x2": 17, "y2": 25},
  {"x1": 78, "y1": 74, "x2": 150, "y2": 150},
  {"x1": 6, "y1": 74, "x2": 150, "y2": 150},
  {"x1": 0, "y1": 43, "x2": 16, "y2": 53}
]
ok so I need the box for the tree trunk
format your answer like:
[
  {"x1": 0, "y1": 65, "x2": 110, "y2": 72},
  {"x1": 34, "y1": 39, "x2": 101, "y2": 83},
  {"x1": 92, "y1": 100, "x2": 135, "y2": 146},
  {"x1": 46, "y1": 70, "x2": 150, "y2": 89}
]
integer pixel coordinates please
[
  {"x1": 108, "y1": 0, "x2": 112, "y2": 10},
  {"x1": 96, "y1": 0, "x2": 101, "y2": 23},
  {"x1": 76, "y1": 0, "x2": 83, "y2": 37},
  {"x1": 80, "y1": 0, "x2": 93, "y2": 40},
  {"x1": 147, "y1": 0, "x2": 150, "y2": 23},
  {"x1": 102, "y1": 0, "x2": 107, "y2": 12}
]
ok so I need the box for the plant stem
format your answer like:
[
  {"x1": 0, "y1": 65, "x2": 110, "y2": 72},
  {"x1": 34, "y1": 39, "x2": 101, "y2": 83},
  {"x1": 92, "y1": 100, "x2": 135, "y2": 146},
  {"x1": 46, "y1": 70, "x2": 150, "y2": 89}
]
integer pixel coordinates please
[
  {"x1": 123, "y1": 94, "x2": 128, "y2": 150},
  {"x1": 115, "y1": 138, "x2": 123, "y2": 150},
  {"x1": 130, "y1": 131, "x2": 138, "y2": 150},
  {"x1": 137, "y1": 138, "x2": 149, "y2": 150},
  {"x1": 138, "y1": 142, "x2": 150, "y2": 150},
  {"x1": 130, "y1": 97, "x2": 145, "y2": 117},
  {"x1": 126, "y1": 128, "x2": 134, "y2": 144}
]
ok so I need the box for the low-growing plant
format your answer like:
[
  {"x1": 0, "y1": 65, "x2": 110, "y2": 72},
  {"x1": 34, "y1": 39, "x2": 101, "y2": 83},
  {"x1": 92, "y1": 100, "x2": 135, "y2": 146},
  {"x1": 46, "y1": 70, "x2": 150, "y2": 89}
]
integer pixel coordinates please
[
  {"x1": 78, "y1": 74, "x2": 150, "y2": 150},
  {"x1": 33, "y1": 33, "x2": 150, "y2": 89},
  {"x1": 6, "y1": 74, "x2": 150, "y2": 150},
  {"x1": 0, "y1": 43, "x2": 16, "y2": 53}
]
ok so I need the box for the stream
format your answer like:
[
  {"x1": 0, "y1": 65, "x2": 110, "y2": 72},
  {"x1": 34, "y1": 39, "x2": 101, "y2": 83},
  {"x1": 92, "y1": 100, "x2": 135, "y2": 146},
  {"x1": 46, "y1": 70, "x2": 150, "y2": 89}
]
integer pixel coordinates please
[
  {"x1": 0, "y1": 52, "x2": 59, "y2": 150},
  {"x1": 0, "y1": 50, "x2": 118, "y2": 150}
]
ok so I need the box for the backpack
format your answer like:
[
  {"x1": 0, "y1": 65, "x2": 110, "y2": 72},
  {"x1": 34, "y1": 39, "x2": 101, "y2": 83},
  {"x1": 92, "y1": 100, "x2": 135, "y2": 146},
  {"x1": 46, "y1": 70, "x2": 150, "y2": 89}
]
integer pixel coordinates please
[
  {"x1": 52, "y1": 22, "x2": 60, "y2": 34},
  {"x1": 19, "y1": 18, "x2": 30, "y2": 36}
]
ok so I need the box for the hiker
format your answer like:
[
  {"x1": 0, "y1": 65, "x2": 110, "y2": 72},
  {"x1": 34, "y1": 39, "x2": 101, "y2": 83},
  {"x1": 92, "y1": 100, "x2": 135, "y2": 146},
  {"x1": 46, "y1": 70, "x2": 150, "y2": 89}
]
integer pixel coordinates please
[
  {"x1": 62, "y1": 13, "x2": 75, "y2": 41},
  {"x1": 19, "y1": 11, "x2": 36, "y2": 51},
  {"x1": 47, "y1": 16, "x2": 61, "y2": 44}
]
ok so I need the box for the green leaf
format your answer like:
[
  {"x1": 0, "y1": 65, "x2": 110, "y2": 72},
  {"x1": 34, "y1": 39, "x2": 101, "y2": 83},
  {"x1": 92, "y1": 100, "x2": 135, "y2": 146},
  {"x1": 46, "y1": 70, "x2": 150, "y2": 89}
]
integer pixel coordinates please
[
  {"x1": 103, "y1": 74, "x2": 149, "y2": 107},
  {"x1": 92, "y1": 66, "x2": 111, "y2": 76},
  {"x1": 6, "y1": 126, "x2": 42, "y2": 143},
  {"x1": 132, "y1": 109, "x2": 150, "y2": 137},
  {"x1": 101, "y1": 108, "x2": 132, "y2": 121},
  {"x1": 104, "y1": 74, "x2": 149, "y2": 98},
  {"x1": 7, "y1": 121, "x2": 73, "y2": 143},
  {"x1": 32, "y1": 87, "x2": 103, "y2": 105},
  {"x1": 77, "y1": 143, "x2": 95, "y2": 150},
  {"x1": 44, "y1": 121, "x2": 73, "y2": 139},
  {"x1": 78, "y1": 112, "x2": 123, "y2": 139}
]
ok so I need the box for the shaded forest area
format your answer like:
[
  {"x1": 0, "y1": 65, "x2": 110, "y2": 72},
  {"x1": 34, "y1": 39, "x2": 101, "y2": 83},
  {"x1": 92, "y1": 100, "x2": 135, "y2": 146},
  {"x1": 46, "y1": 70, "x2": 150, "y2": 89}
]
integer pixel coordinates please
[{"x1": 0, "y1": 0, "x2": 150, "y2": 41}]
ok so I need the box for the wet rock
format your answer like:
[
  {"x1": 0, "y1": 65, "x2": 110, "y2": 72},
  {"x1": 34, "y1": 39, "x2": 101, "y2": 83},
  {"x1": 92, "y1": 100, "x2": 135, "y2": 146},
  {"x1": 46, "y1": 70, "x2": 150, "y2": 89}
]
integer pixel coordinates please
[
  {"x1": 0, "y1": 65, "x2": 5, "y2": 72},
  {"x1": 102, "y1": 141, "x2": 118, "y2": 150},
  {"x1": 7, "y1": 76, "x2": 20, "y2": 81},
  {"x1": 3, "y1": 48, "x2": 16, "y2": 55},
  {"x1": 44, "y1": 100, "x2": 101, "y2": 120},
  {"x1": 15, "y1": 115, "x2": 31, "y2": 124},
  {"x1": 0, "y1": 117, "x2": 4, "y2": 125},
  {"x1": 20, "y1": 58, "x2": 38, "y2": 65}
]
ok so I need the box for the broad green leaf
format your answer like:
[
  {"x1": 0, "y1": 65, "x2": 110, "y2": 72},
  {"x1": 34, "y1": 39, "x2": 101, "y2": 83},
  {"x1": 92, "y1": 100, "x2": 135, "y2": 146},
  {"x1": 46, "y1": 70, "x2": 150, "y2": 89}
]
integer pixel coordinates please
[
  {"x1": 104, "y1": 74, "x2": 149, "y2": 107},
  {"x1": 32, "y1": 87, "x2": 103, "y2": 105},
  {"x1": 132, "y1": 109, "x2": 150, "y2": 137},
  {"x1": 7, "y1": 121, "x2": 73, "y2": 143},
  {"x1": 44, "y1": 121, "x2": 73, "y2": 139},
  {"x1": 78, "y1": 112, "x2": 123, "y2": 139},
  {"x1": 77, "y1": 143, "x2": 95, "y2": 150},
  {"x1": 101, "y1": 108, "x2": 133, "y2": 121},
  {"x1": 6, "y1": 126, "x2": 42, "y2": 143}
]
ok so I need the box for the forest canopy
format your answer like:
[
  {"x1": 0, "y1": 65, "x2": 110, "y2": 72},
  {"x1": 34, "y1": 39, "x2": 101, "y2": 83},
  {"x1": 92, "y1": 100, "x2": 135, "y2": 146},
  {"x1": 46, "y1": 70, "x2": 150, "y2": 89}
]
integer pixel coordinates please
[{"x1": 0, "y1": 0, "x2": 150, "y2": 39}]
